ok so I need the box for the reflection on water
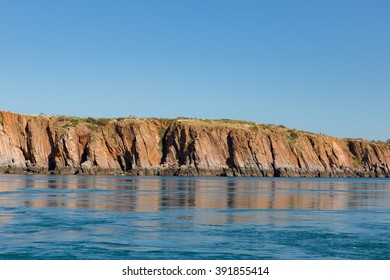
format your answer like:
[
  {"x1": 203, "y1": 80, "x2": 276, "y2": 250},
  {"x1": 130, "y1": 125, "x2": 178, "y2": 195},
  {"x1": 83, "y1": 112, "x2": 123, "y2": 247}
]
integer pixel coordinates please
[
  {"x1": 1, "y1": 175, "x2": 390, "y2": 259},
  {"x1": 0, "y1": 175, "x2": 389, "y2": 212}
]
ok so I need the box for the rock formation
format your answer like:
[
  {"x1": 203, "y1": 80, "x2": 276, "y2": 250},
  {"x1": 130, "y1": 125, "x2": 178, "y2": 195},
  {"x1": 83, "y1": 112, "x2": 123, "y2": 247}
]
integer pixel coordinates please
[{"x1": 0, "y1": 111, "x2": 389, "y2": 177}]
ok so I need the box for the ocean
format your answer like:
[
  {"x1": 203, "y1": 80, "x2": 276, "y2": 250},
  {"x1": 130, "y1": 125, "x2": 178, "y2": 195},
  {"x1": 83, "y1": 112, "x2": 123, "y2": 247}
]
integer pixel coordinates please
[{"x1": 0, "y1": 175, "x2": 389, "y2": 259}]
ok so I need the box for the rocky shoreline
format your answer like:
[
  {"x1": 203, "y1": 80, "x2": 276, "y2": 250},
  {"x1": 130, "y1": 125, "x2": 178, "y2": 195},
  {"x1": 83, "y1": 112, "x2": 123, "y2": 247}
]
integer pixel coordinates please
[{"x1": 1, "y1": 111, "x2": 389, "y2": 177}]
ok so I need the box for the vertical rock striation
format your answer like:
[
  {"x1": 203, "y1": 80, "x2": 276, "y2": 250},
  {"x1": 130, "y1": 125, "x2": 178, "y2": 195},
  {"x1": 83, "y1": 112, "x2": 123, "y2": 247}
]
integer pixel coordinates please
[{"x1": 0, "y1": 111, "x2": 389, "y2": 177}]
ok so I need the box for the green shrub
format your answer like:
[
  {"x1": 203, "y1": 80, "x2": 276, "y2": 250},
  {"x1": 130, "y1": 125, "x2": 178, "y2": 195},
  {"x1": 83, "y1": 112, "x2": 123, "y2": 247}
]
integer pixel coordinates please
[
  {"x1": 87, "y1": 124, "x2": 99, "y2": 131},
  {"x1": 69, "y1": 118, "x2": 80, "y2": 127},
  {"x1": 250, "y1": 124, "x2": 259, "y2": 132},
  {"x1": 288, "y1": 130, "x2": 299, "y2": 142},
  {"x1": 352, "y1": 157, "x2": 362, "y2": 168},
  {"x1": 86, "y1": 117, "x2": 110, "y2": 126}
]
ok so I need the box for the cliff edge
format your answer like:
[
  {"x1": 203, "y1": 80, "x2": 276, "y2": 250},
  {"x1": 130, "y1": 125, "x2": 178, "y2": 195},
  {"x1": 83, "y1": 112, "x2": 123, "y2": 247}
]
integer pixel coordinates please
[{"x1": 0, "y1": 111, "x2": 389, "y2": 177}]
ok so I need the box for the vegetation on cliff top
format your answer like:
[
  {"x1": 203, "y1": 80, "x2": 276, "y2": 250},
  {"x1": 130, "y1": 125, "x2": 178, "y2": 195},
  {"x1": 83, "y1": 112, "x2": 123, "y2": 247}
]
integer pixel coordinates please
[
  {"x1": 55, "y1": 116, "x2": 111, "y2": 130},
  {"x1": 1, "y1": 111, "x2": 388, "y2": 145}
]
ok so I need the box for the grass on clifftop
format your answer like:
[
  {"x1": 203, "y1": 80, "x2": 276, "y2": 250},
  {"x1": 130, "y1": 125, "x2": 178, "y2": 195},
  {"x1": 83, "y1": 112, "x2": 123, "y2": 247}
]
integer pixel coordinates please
[
  {"x1": 53, "y1": 115, "x2": 306, "y2": 135},
  {"x1": 56, "y1": 116, "x2": 111, "y2": 130},
  {"x1": 148, "y1": 117, "x2": 261, "y2": 131},
  {"x1": 173, "y1": 118, "x2": 259, "y2": 130},
  {"x1": 45, "y1": 113, "x2": 389, "y2": 144}
]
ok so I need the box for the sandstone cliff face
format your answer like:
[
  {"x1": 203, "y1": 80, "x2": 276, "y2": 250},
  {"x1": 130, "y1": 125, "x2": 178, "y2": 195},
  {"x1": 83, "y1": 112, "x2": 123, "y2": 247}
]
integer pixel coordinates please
[{"x1": 0, "y1": 111, "x2": 389, "y2": 177}]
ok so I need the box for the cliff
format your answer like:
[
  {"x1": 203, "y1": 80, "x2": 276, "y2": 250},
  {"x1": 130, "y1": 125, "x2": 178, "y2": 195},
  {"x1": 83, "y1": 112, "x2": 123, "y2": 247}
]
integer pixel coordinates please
[{"x1": 0, "y1": 111, "x2": 389, "y2": 177}]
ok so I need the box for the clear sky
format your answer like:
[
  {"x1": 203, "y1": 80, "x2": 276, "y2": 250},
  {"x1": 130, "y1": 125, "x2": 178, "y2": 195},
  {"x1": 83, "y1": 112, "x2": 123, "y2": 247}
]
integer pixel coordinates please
[{"x1": 0, "y1": 0, "x2": 389, "y2": 140}]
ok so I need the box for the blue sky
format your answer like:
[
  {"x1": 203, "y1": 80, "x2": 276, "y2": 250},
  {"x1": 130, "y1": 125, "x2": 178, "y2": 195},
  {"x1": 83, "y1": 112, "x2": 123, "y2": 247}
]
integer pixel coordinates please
[{"x1": 0, "y1": 0, "x2": 389, "y2": 140}]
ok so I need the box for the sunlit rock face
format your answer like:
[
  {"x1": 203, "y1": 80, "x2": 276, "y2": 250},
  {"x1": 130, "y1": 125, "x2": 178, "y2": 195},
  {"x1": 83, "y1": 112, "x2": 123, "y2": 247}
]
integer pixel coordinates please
[{"x1": 0, "y1": 111, "x2": 389, "y2": 177}]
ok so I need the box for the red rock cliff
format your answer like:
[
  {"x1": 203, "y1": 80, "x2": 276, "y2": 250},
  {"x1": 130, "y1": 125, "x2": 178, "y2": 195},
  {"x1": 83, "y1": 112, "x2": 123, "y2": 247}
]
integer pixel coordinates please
[{"x1": 0, "y1": 111, "x2": 389, "y2": 177}]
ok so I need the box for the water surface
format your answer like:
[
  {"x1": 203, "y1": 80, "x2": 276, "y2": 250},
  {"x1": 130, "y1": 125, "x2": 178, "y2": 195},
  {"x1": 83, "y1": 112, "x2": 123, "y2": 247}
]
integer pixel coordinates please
[{"x1": 0, "y1": 175, "x2": 389, "y2": 259}]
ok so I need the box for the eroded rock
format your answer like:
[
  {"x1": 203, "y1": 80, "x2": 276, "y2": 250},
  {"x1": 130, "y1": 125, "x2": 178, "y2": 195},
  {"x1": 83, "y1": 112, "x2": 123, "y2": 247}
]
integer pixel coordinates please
[{"x1": 0, "y1": 111, "x2": 389, "y2": 177}]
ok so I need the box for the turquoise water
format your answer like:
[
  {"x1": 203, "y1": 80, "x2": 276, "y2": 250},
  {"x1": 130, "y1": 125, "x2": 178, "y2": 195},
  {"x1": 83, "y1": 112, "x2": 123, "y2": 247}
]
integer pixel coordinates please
[{"x1": 0, "y1": 175, "x2": 389, "y2": 259}]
